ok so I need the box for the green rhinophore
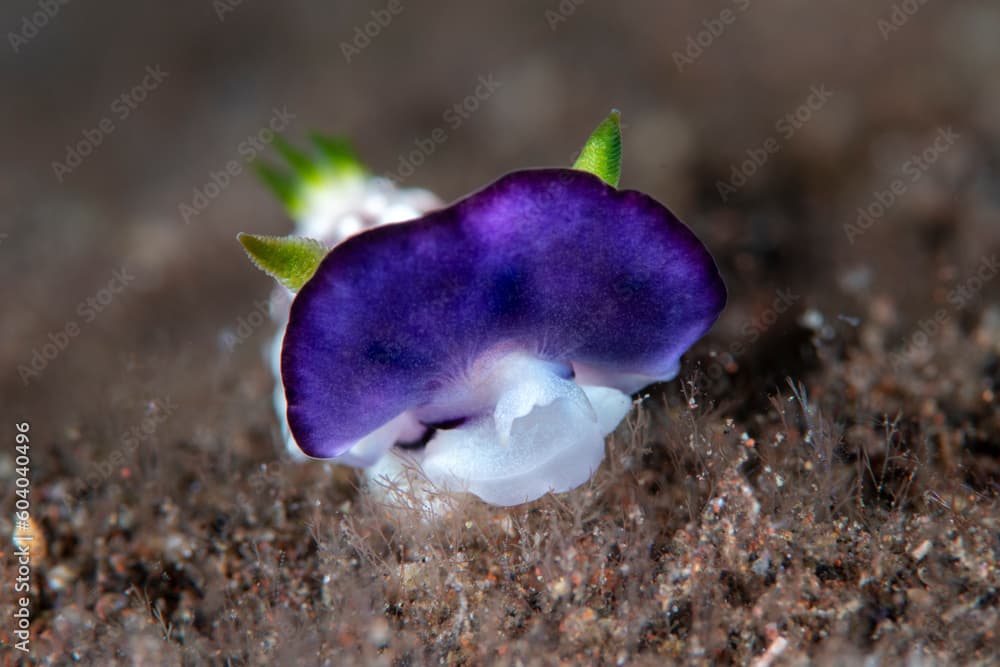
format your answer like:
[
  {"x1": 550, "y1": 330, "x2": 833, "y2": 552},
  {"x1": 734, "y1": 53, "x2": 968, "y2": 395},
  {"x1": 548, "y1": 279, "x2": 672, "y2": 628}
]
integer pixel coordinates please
[
  {"x1": 237, "y1": 233, "x2": 327, "y2": 292},
  {"x1": 255, "y1": 133, "x2": 366, "y2": 216},
  {"x1": 309, "y1": 133, "x2": 365, "y2": 175},
  {"x1": 572, "y1": 110, "x2": 622, "y2": 188}
]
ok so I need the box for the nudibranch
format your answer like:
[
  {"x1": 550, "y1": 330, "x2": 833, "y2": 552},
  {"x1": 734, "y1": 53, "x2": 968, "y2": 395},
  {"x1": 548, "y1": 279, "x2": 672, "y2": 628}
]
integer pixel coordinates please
[{"x1": 240, "y1": 112, "x2": 726, "y2": 507}]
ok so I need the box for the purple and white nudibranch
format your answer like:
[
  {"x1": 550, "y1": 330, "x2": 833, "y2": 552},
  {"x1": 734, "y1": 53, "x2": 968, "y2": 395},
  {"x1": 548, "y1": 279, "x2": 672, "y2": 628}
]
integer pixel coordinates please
[{"x1": 241, "y1": 114, "x2": 726, "y2": 507}]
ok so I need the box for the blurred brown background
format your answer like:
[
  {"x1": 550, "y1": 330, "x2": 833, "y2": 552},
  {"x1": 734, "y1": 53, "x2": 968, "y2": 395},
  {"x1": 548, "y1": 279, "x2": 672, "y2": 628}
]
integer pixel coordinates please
[{"x1": 4, "y1": 0, "x2": 999, "y2": 435}]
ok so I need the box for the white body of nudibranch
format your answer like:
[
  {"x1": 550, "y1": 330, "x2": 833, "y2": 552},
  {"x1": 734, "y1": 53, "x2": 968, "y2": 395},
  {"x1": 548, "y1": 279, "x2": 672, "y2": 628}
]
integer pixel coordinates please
[{"x1": 266, "y1": 172, "x2": 441, "y2": 462}]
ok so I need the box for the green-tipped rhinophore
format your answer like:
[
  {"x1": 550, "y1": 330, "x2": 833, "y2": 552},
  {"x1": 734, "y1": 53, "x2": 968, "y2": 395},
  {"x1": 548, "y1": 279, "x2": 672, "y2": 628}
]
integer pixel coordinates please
[
  {"x1": 309, "y1": 133, "x2": 364, "y2": 173},
  {"x1": 255, "y1": 163, "x2": 304, "y2": 215},
  {"x1": 238, "y1": 233, "x2": 327, "y2": 292},
  {"x1": 273, "y1": 137, "x2": 323, "y2": 184},
  {"x1": 255, "y1": 133, "x2": 366, "y2": 216},
  {"x1": 572, "y1": 110, "x2": 622, "y2": 188}
]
